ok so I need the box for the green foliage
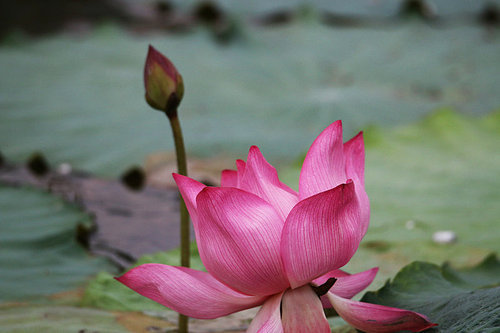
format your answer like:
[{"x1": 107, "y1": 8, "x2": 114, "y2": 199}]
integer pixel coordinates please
[
  {"x1": 361, "y1": 254, "x2": 500, "y2": 333},
  {"x1": 0, "y1": 187, "x2": 116, "y2": 302}
]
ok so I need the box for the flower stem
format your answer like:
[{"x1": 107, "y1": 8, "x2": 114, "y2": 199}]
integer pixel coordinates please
[
  {"x1": 166, "y1": 110, "x2": 189, "y2": 333},
  {"x1": 166, "y1": 111, "x2": 189, "y2": 267}
]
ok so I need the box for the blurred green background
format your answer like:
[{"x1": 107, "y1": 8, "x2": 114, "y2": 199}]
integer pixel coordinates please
[{"x1": 0, "y1": 0, "x2": 499, "y2": 331}]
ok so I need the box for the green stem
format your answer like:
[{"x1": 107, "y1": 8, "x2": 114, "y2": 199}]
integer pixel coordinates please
[
  {"x1": 178, "y1": 314, "x2": 188, "y2": 333},
  {"x1": 166, "y1": 111, "x2": 189, "y2": 333},
  {"x1": 166, "y1": 112, "x2": 189, "y2": 267}
]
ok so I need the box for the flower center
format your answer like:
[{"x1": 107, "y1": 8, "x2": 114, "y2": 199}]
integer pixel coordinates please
[{"x1": 311, "y1": 277, "x2": 337, "y2": 297}]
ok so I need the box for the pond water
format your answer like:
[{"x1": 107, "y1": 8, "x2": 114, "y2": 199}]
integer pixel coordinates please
[{"x1": 1, "y1": 18, "x2": 498, "y2": 176}]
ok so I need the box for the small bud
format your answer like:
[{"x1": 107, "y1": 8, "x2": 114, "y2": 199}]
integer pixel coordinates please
[{"x1": 144, "y1": 45, "x2": 184, "y2": 116}]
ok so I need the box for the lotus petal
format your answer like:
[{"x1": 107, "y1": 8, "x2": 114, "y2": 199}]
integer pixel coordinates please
[
  {"x1": 236, "y1": 159, "x2": 246, "y2": 185},
  {"x1": 299, "y1": 120, "x2": 346, "y2": 200},
  {"x1": 344, "y1": 132, "x2": 370, "y2": 236},
  {"x1": 116, "y1": 264, "x2": 265, "y2": 319},
  {"x1": 247, "y1": 292, "x2": 284, "y2": 333},
  {"x1": 221, "y1": 169, "x2": 238, "y2": 187},
  {"x1": 281, "y1": 182, "x2": 361, "y2": 288},
  {"x1": 172, "y1": 173, "x2": 206, "y2": 227},
  {"x1": 281, "y1": 285, "x2": 331, "y2": 333},
  {"x1": 196, "y1": 187, "x2": 289, "y2": 296},
  {"x1": 328, "y1": 293, "x2": 437, "y2": 333},
  {"x1": 239, "y1": 146, "x2": 299, "y2": 219},
  {"x1": 314, "y1": 267, "x2": 379, "y2": 308}
]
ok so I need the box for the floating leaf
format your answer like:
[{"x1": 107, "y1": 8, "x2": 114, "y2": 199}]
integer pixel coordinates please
[
  {"x1": 361, "y1": 254, "x2": 500, "y2": 332},
  {"x1": 0, "y1": 186, "x2": 116, "y2": 302}
]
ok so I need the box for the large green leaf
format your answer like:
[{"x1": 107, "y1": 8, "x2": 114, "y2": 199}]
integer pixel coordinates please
[
  {"x1": 0, "y1": 186, "x2": 116, "y2": 302},
  {"x1": 361, "y1": 254, "x2": 500, "y2": 333}
]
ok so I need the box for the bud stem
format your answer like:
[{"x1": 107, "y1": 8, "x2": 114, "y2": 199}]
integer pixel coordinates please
[{"x1": 166, "y1": 110, "x2": 190, "y2": 333}]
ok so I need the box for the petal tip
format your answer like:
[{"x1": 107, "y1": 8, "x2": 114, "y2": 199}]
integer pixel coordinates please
[
  {"x1": 354, "y1": 130, "x2": 363, "y2": 139},
  {"x1": 422, "y1": 322, "x2": 439, "y2": 331},
  {"x1": 146, "y1": 44, "x2": 155, "y2": 56},
  {"x1": 345, "y1": 131, "x2": 365, "y2": 150},
  {"x1": 342, "y1": 180, "x2": 356, "y2": 194},
  {"x1": 322, "y1": 120, "x2": 343, "y2": 136},
  {"x1": 248, "y1": 145, "x2": 262, "y2": 158}
]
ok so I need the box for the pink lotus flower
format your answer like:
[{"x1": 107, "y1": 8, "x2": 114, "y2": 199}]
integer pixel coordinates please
[{"x1": 116, "y1": 121, "x2": 436, "y2": 332}]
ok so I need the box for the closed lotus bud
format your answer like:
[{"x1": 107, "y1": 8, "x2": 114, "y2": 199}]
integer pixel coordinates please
[{"x1": 144, "y1": 45, "x2": 184, "y2": 115}]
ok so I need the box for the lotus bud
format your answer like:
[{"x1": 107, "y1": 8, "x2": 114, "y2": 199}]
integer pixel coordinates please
[{"x1": 144, "y1": 45, "x2": 184, "y2": 116}]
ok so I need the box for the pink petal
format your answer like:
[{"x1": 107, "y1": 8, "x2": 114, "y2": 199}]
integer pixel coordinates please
[
  {"x1": 172, "y1": 173, "x2": 206, "y2": 227},
  {"x1": 316, "y1": 269, "x2": 351, "y2": 280},
  {"x1": 247, "y1": 292, "x2": 284, "y2": 333},
  {"x1": 315, "y1": 267, "x2": 378, "y2": 298},
  {"x1": 281, "y1": 182, "x2": 362, "y2": 288},
  {"x1": 313, "y1": 267, "x2": 379, "y2": 308},
  {"x1": 328, "y1": 293, "x2": 437, "y2": 333},
  {"x1": 330, "y1": 267, "x2": 378, "y2": 299},
  {"x1": 343, "y1": 132, "x2": 365, "y2": 186},
  {"x1": 281, "y1": 285, "x2": 331, "y2": 333},
  {"x1": 354, "y1": 182, "x2": 370, "y2": 237},
  {"x1": 299, "y1": 121, "x2": 346, "y2": 200},
  {"x1": 115, "y1": 264, "x2": 266, "y2": 319},
  {"x1": 236, "y1": 159, "x2": 246, "y2": 185},
  {"x1": 220, "y1": 160, "x2": 246, "y2": 188},
  {"x1": 196, "y1": 187, "x2": 289, "y2": 296},
  {"x1": 313, "y1": 269, "x2": 349, "y2": 286},
  {"x1": 239, "y1": 146, "x2": 299, "y2": 220},
  {"x1": 344, "y1": 132, "x2": 370, "y2": 236},
  {"x1": 312, "y1": 269, "x2": 348, "y2": 308},
  {"x1": 220, "y1": 169, "x2": 238, "y2": 187}
]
